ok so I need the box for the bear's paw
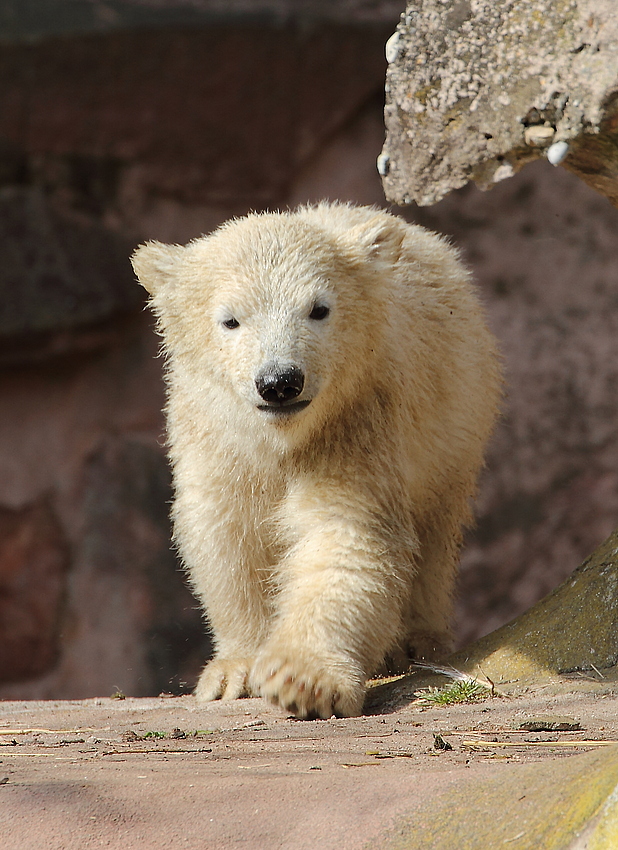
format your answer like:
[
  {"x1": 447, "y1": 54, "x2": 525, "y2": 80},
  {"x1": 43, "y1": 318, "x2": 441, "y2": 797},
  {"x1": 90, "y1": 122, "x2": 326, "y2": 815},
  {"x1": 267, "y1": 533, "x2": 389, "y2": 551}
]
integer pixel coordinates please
[
  {"x1": 250, "y1": 649, "x2": 365, "y2": 719},
  {"x1": 194, "y1": 656, "x2": 254, "y2": 702}
]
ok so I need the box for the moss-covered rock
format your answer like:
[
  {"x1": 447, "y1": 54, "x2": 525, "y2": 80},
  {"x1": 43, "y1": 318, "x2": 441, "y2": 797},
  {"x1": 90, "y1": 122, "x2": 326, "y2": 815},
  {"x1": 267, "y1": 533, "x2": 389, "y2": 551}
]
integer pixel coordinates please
[
  {"x1": 449, "y1": 528, "x2": 618, "y2": 685},
  {"x1": 376, "y1": 744, "x2": 618, "y2": 850}
]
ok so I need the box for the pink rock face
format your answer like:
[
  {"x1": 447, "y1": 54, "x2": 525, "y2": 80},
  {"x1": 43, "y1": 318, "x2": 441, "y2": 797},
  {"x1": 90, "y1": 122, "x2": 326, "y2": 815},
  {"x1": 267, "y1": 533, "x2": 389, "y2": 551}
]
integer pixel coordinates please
[
  {"x1": 416, "y1": 160, "x2": 618, "y2": 645},
  {"x1": 0, "y1": 499, "x2": 68, "y2": 681},
  {"x1": 0, "y1": 312, "x2": 213, "y2": 700}
]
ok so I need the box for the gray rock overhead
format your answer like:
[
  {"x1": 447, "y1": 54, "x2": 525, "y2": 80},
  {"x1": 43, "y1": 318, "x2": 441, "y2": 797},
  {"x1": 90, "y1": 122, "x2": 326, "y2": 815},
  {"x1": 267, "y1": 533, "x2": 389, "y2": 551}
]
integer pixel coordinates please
[{"x1": 380, "y1": 0, "x2": 618, "y2": 207}]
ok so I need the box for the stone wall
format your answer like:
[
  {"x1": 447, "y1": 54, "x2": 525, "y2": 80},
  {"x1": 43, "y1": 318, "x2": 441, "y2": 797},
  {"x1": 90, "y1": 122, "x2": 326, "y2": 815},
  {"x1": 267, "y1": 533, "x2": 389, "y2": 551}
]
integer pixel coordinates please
[
  {"x1": 424, "y1": 163, "x2": 618, "y2": 645},
  {"x1": 1, "y1": 0, "x2": 618, "y2": 698},
  {"x1": 0, "y1": 1, "x2": 397, "y2": 698}
]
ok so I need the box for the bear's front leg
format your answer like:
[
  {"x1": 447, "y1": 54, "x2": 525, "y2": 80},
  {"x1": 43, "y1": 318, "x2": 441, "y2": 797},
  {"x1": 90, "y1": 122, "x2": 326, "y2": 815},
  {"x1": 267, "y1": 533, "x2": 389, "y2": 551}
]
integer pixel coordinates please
[
  {"x1": 175, "y1": 495, "x2": 274, "y2": 703},
  {"x1": 192, "y1": 553, "x2": 272, "y2": 702},
  {"x1": 250, "y1": 501, "x2": 410, "y2": 718}
]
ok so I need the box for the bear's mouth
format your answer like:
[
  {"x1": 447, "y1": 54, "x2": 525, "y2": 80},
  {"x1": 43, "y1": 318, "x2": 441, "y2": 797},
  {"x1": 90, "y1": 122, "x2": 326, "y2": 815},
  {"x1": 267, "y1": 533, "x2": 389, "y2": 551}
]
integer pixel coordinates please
[{"x1": 257, "y1": 399, "x2": 312, "y2": 415}]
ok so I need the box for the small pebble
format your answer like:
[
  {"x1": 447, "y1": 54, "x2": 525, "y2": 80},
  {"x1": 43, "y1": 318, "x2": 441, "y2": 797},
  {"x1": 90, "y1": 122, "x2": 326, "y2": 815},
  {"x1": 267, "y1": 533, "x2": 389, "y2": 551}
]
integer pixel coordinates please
[
  {"x1": 523, "y1": 125, "x2": 555, "y2": 147},
  {"x1": 433, "y1": 733, "x2": 453, "y2": 751},
  {"x1": 385, "y1": 32, "x2": 401, "y2": 64},
  {"x1": 377, "y1": 153, "x2": 391, "y2": 176},
  {"x1": 547, "y1": 140, "x2": 570, "y2": 165},
  {"x1": 493, "y1": 163, "x2": 514, "y2": 183},
  {"x1": 121, "y1": 730, "x2": 141, "y2": 742}
]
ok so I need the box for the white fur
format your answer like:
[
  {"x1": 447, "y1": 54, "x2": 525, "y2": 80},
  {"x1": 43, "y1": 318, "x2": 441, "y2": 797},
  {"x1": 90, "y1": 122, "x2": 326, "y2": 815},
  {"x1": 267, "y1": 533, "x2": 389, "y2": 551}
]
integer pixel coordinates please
[{"x1": 132, "y1": 203, "x2": 501, "y2": 719}]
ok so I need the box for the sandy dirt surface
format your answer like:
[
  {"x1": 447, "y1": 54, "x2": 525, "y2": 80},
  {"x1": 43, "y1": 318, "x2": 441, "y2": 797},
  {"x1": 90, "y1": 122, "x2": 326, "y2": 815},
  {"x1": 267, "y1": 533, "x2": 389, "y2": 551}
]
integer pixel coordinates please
[{"x1": 1, "y1": 673, "x2": 617, "y2": 849}]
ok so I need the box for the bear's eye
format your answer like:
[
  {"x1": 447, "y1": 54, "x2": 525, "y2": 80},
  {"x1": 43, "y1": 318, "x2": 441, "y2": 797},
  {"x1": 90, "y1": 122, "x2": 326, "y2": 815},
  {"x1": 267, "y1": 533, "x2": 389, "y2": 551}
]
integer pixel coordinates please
[
  {"x1": 309, "y1": 303, "x2": 330, "y2": 321},
  {"x1": 222, "y1": 317, "x2": 240, "y2": 330}
]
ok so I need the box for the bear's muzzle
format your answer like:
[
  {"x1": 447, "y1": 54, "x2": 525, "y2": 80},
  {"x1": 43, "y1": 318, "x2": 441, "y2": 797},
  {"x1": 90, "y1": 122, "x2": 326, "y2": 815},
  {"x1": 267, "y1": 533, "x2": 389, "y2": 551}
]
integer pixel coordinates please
[{"x1": 255, "y1": 365, "x2": 309, "y2": 414}]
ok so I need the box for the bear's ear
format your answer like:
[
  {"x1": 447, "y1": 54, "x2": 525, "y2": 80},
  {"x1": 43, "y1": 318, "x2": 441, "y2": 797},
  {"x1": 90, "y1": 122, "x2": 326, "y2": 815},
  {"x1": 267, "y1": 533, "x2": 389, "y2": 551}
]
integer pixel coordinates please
[
  {"x1": 341, "y1": 215, "x2": 405, "y2": 266},
  {"x1": 131, "y1": 241, "x2": 186, "y2": 295}
]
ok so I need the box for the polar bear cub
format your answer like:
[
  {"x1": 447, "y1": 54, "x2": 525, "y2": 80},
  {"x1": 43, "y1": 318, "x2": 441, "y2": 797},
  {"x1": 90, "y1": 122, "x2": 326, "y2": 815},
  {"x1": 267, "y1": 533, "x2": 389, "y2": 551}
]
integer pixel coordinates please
[{"x1": 132, "y1": 203, "x2": 501, "y2": 719}]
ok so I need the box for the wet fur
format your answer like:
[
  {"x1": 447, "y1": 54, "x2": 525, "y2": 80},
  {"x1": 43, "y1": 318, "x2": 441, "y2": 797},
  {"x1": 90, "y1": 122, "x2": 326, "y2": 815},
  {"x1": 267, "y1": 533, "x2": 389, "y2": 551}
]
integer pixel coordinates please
[{"x1": 132, "y1": 203, "x2": 501, "y2": 718}]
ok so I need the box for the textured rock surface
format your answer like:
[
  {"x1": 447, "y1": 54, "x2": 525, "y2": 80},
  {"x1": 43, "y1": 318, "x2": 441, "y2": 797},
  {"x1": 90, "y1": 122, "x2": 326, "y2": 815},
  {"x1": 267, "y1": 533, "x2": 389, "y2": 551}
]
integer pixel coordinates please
[
  {"x1": 0, "y1": 689, "x2": 617, "y2": 850},
  {"x1": 381, "y1": 0, "x2": 618, "y2": 207},
  {"x1": 413, "y1": 160, "x2": 618, "y2": 646},
  {"x1": 0, "y1": 187, "x2": 140, "y2": 349},
  {"x1": 378, "y1": 744, "x2": 618, "y2": 850},
  {"x1": 0, "y1": 313, "x2": 211, "y2": 700},
  {"x1": 0, "y1": 16, "x2": 390, "y2": 219},
  {"x1": 0, "y1": 500, "x2": 68, "y2": 682}
]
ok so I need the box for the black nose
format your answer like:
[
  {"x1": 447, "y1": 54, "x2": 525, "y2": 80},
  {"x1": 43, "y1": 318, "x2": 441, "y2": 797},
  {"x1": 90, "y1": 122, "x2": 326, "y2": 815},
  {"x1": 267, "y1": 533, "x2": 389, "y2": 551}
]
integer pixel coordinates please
[{"x1": 255, "y1": 365, "x2": 304, "y2": 404}]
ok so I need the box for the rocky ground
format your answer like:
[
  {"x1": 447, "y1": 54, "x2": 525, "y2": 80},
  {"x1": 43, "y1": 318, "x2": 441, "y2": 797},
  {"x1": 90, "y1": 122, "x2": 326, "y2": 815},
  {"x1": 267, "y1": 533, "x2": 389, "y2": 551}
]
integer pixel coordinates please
[
  {"x1": 1, "y1": 669, "x2": 617, "y2": 850},
  {"x1": 3, "y1": 532, "x2": 618, "y2": 848}
]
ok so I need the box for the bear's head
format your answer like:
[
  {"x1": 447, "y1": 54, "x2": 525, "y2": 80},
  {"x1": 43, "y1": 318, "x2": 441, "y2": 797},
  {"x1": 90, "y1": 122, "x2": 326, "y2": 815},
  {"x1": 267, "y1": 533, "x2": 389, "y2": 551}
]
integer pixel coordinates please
[{"x1": 131, "y1": 206, "x2": 405, "y2": 449}]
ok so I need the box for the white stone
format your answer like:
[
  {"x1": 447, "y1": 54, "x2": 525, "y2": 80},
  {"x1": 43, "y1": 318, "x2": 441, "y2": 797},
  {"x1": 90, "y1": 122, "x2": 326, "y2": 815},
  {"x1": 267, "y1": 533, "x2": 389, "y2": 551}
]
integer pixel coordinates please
[
  {"x1": 524, "y1": 125, "x2": 555, "y2": 147},
  {"x1": 385, "y1": 31, "x2": 401, "y2": 64},
  {"x1": 376, "y1": 152, "x2": 391, "y2": 176},
  {"x1": 493, "y1": 163, "x2": 515, "y2": 182},
  {"x1": 547, "y1": 140, "x2": 570, "y2": 165}
]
